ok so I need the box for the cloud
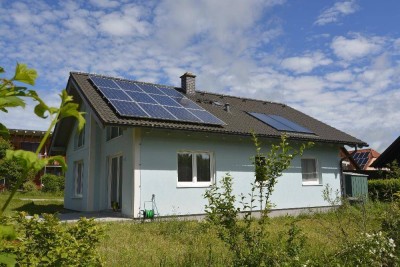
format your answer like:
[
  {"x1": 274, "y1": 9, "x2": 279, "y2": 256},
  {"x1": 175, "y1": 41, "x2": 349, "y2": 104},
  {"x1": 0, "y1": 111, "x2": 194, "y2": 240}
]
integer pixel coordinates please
[
  {"x1": 331, "y1": 35, "x2": 384, "y2": 61},
  {"x1": 89, "y1": 0, "x2": 120, "y2": 8},
  {"x1": 315, "y1": 0, "x2": 358, "y2": 26},
  {"x1": 281, "y1": 52, "x2": 332, "y2": 73}
]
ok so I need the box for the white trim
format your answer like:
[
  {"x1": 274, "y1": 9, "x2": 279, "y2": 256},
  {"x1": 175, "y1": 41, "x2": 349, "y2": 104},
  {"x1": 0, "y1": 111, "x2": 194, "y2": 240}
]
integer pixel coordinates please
[
  {"x1": 176, "y1": 150, "x2": 215, "y2": 188},
  {"x1": 87, "y1": 113, "x2": 95, "y2": 210},
  {"x1": 301, "y1": 157, "x2": 322, "y2": 186},
  {"x1": 106, "y1": 126, "x2": 123, "y2": 142},
  {"x1": 132, "y1": 128, "x2": 142, "y2": 218}
]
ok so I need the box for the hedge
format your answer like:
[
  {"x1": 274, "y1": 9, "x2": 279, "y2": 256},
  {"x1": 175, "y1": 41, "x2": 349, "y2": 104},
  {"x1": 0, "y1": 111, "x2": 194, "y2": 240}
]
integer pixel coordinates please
[
  {"x1": 368, "y1": 179, "x2": 400, "y2": 201},
  {"x1": 41, "y1": 174, "x2": 64, "y2": 193}
]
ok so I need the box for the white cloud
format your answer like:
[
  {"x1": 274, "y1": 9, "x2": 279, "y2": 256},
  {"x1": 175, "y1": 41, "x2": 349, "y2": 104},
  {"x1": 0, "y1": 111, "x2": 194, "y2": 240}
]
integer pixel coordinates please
[
  {"x1": 89, "y1": 0, "x2": 120, "y2": 8},
  {"x1": 281, "y1": 52, "x2": 332, "y2": 73},
  {"x1": 315, "y1": 0, "x2": 358, "y2": 26},
  {"x1": 331, "y1": 35, "x2": 383, "y2": 61},
  {"x1": 325, "y1": 70, "x2": 353, "y2": 83}
]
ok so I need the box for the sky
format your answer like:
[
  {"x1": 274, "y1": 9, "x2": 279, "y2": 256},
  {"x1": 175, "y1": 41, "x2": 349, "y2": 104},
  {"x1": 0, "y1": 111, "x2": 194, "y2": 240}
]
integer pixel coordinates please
[{"x1": 1, "y1": 0, "x2": 399, "y2": 152}]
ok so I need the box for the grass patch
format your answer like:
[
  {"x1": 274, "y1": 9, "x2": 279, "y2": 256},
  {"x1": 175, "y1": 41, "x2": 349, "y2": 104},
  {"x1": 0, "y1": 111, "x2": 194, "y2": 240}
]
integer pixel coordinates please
[
  {"x1": 98, "y1": 201, "x2": 393, "y2": 266},
  {"x1": 0, "y1": 191, "x2": 66, "y2": 216}
]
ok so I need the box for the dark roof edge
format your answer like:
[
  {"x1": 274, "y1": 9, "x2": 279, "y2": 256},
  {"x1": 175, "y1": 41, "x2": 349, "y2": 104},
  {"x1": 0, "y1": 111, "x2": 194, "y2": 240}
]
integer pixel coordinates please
[{"x1": 371, "y1": 136, "x2": 400, "y2": 168}]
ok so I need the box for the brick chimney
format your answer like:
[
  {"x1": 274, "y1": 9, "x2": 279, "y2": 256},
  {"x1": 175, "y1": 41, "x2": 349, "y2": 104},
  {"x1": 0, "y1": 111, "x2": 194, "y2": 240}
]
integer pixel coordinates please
[{"x1": 180, "y1": 72, "x2": 196, "y2": 95}]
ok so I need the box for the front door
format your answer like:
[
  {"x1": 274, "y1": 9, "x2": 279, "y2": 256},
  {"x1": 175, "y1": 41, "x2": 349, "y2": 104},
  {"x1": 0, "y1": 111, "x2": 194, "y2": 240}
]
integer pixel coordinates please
[{"x1": 109, "y1": 155, "x2": 123, "y2": 210}]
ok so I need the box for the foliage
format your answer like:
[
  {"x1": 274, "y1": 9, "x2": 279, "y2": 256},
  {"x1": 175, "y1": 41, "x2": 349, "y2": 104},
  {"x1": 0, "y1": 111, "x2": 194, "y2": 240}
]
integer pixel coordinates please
[
  {"x1": 41, "y1": 174, "x2": 64, "y2": 193},
  {"x1": 0, "y1": 213, "x2": 103, "y2": 266},
  {"x1": 382, "y1": 197, "x2": 400, "y2": 255},
  {"x1": 0, "y1": 63, "x2": 85, "y2": 216},
  {"x1": 0, "y1": 137, "x2": 23, "y2": 190},
  {"x1": 22, "y1": 181, "x2": 37, "y2": 192},
  {"x1": 204, "y1": 134, "x2": 310, "y2": 266},
  {"x1": 369, "y1": 179, "x2": 400, "y2": 201},
  {"x1": 379, "y1": 160, "x2": 400, "y2": 180}
]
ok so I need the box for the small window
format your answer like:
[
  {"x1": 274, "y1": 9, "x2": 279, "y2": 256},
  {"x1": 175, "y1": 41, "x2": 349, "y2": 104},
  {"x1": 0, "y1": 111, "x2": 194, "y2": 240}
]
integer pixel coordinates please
[
  {"x1": 75, "y1": 127, "x2": 85, "y2": 149},
  {"x1": 301, "y1": 158, "x2": 320, "y2": 185},
  {"x1": 177, "y1": 152, "x2": 213, "y2": 186},
  {"x1": 106, "y1": 126, "x2": 122, "y2": 141},
  {"x1": 74, "y1": 161, "x2": 84, "y2": 197}
]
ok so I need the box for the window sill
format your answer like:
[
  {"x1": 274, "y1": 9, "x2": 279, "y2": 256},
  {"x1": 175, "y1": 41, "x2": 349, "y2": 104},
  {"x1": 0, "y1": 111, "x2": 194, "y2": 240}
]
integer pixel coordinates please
[
  {"x1": 106, "y1": 135, "x2": 122, "y2": 142},
  {"x1": 302, "y1": 183, "x2": 323, "y2": 186},
  {"x1": 177, "y1": 182, "x2": 213, "y2": 188}
]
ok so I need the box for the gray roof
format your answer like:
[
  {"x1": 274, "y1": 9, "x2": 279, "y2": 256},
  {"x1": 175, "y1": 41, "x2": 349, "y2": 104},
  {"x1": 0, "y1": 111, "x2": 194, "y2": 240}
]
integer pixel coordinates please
[{"x1": 51, "y1": 72, "x2": 368, "y2": 152}]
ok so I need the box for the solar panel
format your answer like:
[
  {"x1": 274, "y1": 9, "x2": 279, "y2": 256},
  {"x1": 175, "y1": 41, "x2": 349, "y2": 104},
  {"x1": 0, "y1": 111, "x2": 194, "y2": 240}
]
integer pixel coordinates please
[
  {"x1": 352, "y1": 151, "x2": 370, "y2": 169},
  {"x1": 248, "y1": 112, "x2": 314, "y2": 134},
  {"x1": 89, "y1": 75, "x2": 225, "y2": 126}
]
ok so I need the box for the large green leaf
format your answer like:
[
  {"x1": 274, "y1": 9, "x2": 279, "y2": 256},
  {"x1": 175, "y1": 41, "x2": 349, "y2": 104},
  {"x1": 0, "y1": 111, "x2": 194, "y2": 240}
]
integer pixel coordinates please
[
  {"x1": 5, "y1": 149, "x2": 47, "y2": 173},
  {"x1": 0, "y1": 123, "x2": 10, "y2": 139},
  {"x1": 58, "y1": 90, "x2": 85, "y2": 131},
  {"x1": 0, "y1": 67, "x2": 4, "y2": 73},
  {"x1": 13, "y1": 63, "x2": 37, "y2": 86},
  {"x1": 0, "y1": 95, "x2": 25, "y2": 110},
  {"x1": 0, "y1": 253, "x2": 16, "y2": 267},
  {"x1": 45, "y1": 155, "x2": 67, "y2": 173}
]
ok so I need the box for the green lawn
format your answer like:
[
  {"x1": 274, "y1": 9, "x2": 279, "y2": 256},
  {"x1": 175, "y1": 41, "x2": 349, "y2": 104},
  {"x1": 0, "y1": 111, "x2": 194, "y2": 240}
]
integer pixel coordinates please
[
  {"x1": 98, "y1": 201, "x2": 391, "y2": 266},
  {"x1": 0, "y1": 192, "x2": 66, "y2": 216}
]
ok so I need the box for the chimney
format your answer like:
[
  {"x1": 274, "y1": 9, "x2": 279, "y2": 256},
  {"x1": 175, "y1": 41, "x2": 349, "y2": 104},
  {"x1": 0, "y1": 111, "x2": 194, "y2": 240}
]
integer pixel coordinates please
[
  {"x1": 180, "y1": 72, "x2": 196, "y2": 95},
  {"x1": 224, "y1": 103, "x2": 231, "y2": 113}
]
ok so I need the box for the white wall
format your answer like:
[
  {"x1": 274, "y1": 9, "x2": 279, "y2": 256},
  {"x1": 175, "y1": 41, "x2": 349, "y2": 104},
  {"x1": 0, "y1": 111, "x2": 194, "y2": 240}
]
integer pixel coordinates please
[{"x1": 139, "y1": 129, "x2": 341, "y2": 216}]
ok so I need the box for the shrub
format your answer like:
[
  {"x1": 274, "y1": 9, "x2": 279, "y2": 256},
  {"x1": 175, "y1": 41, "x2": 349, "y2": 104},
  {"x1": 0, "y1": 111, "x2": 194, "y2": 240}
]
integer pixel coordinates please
[
  {"x1": 41, "y1": 174, "x2": 64, "y2": 193},
  {"x1": 22, "y1": 181, "x2": 37, "y2": 192},
  {"x1": 1, "y1": 213, "x2": 103, "y2": 266},
  {"x1": 368, "y1": 179, "x2": 400, "y2": 201}
]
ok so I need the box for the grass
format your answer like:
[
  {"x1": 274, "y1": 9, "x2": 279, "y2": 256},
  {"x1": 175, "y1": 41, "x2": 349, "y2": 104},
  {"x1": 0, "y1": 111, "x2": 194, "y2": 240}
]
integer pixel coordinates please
[
  {"x1": 0, "y1": 191, "x2": 66, "y2": 216},
  {"x1": 98, "y1": 201, "x2": 392, "y2": 266}
]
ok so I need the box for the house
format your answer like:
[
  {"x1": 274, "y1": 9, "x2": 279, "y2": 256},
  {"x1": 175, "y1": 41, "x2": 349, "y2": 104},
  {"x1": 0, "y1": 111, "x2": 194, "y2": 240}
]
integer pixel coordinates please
[
  {"x1": 50, "y1": 72, "x2": 367, "y2": 218},
  {"x1": 372, "y1": 136, "x2": 400, "y2": 169},
  {"x1": 341, "y1": 148, "x2": 380, "y2": 171},
  {"x1": 5, "y1": 129, "x2": 62, "y2": 187}
]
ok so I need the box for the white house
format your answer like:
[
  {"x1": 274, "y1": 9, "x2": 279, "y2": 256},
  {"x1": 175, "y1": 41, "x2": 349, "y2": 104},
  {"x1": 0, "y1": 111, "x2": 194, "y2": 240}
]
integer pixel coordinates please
[{"x1": 50, "y1": 72, "x2": 367, "y2": 218}]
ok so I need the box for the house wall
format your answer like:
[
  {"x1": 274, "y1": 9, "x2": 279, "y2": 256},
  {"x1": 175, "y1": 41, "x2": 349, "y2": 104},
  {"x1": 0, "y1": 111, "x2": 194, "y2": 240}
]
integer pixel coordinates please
[
  {"x1": 64, "y1": 109, "x2": 135, "y2": 215},
  {"x1": 138, "y1": 129, "x2": 341, "y2": 217}
]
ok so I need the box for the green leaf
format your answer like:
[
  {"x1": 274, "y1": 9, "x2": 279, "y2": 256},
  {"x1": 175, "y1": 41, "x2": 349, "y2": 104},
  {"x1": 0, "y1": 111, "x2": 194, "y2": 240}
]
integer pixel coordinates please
[
  {"x1": 0, "y1": 253, "x2": 16, "y2": 267},
  {"x1": 44, "y1": 155, "x2": 67, "y2": 173},
  {"x1": 58, "y1": 90, "x2": 85, "y2": 131},
  {"x1": 0, "y1": 67, "x2": 4, "y2": 73},
  {"x1": 13, "y1": 63, "x2": 38, "y2": 85},
  {"x1": 6, "y1": 149, "x2": 47, "y2": 173},
  {"x1": 0, "y1": 123, "x2": 10, "y2": 139},
  {"x1": 0, "y1": 225, "x2": 16, "y2": 240},
  {"x1": 0, "y1": 96, "x2": 25, "y2": 110}
]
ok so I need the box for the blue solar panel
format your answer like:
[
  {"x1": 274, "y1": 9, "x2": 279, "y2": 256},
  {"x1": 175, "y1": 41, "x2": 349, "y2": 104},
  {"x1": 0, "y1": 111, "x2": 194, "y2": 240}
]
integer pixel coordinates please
[
  {"x1": 115, "y1": 80, "x2": 143, "y2": 92},
  {"x1": 89, "y1": 75, "x2": 225, "y2": 126},
  {"x1": 125, "y1": 91, "x2": 157, "y2": 104},
  {"x1": 98, "y1": 87, "x2": 131, "y2": 101},
  {"x1": 136, "y1": 83, "x2": 165, "y2": 95},
  {"x1": 248, "y1": 112, "x2": 314, "y2": 134},
  {"x1": 138, "y1": 103, "x2": 176, "y2": 120},
  {"x1": 109, "y1": 100, "x2": 148, "y2": 118},
  {"x1": 165, "y1": 107, "x2": 202, "y2": 122},
  {"x1": 151, "y1": 94, "x2": 181, "y2": 107},
  {"x1": 91, "y1": 76, "x2": 118, "y2": 88},
  {"x1": 175, "y1": 97, "x2": 202, "y2": 109}
]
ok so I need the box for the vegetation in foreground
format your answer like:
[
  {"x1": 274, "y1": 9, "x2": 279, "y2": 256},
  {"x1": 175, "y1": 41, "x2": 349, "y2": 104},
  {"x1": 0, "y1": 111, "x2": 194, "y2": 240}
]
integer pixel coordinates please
[{"x1": 98, "y1": 200, "x2": 397, "y2": 267}]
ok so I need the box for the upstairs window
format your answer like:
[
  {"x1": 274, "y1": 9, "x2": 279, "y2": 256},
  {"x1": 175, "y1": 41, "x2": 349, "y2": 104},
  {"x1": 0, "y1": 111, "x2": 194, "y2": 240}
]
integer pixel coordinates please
[
  {"x1": 301, "y1": 158, "x2": 320, "y2": 185},
  {"x1": 75, "y1": 126, "x2": 85, "y2": 149},
  {"x1": 177, "y1": 151, "x2": 213, "y2": 187},
  {"x1": 106, "y1": 126, "x2": 122, "y2": 141}
]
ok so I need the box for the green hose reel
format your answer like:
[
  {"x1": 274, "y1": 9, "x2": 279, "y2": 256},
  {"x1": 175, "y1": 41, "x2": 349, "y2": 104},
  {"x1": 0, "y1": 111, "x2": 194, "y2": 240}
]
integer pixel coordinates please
[
  {"x1": 141, "y1": 194, "x2": 158, "y2": 220},
  {"x1": 143, "y1": 209, "x2": 155, "y2": 219}
]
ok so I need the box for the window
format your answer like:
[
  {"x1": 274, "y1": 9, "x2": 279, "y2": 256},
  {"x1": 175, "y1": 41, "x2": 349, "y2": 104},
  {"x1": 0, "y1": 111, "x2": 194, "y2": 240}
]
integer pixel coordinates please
[
  {"x1": 301, "y1": 158, "x2": 320, "y2": 185},
  {"x1": 75, "y1": 126, "x2": 85, "y2": 149},
  {"x1": 255, "y1": 156, "x2": 266, "y2": 182},
  {"x1": 106, "y1": 126, "x2": 122, "y2": 141},
  {"x1": 74, "y1": 161, "x2": 84, "y2": 197},
  {"x1": 177, "y1": 152, "x2": 213, "y2": 186},
  {"x1": 20, "y1": 142, "x2": 40, "y2": 152}
]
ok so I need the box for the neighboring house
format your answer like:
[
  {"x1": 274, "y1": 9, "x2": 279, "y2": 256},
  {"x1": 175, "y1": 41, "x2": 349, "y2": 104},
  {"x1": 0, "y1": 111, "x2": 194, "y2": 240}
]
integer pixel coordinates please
[
  {"x1": 372, "y1": 136, "x2": 400, "y2": 169},
  {"x1": 341, "y1": 148, "x2": 380, "y2": 171},
  {"x1": 7, "y1": 129, "x2": 62, "y2": 186},
  {"x1": 50, "y1": 72, "x2": 367, "y2": 218}
]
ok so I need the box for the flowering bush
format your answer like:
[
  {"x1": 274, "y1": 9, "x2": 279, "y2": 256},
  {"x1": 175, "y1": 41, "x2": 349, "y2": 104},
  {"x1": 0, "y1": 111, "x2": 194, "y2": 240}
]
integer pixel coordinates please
[{"x1": 335, "y1": 232, "x2": 397, "y2": 267}]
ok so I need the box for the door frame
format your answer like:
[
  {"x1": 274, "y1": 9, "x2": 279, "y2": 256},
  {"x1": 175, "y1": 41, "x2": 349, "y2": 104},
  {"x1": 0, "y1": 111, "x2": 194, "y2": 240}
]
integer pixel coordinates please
[{"x1": 107, "y1": 153, "x2": 123, "y2": 209}]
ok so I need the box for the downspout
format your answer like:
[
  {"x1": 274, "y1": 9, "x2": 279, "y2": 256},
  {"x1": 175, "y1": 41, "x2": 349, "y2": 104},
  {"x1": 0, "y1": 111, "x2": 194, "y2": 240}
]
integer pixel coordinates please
[{"x1": 339, "y1": 145, "x2": 358, "y2": 197}]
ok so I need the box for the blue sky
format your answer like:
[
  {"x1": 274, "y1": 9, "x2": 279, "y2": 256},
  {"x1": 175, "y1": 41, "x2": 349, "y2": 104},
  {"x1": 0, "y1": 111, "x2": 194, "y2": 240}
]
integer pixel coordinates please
[{"x1": 1, "y1": 0, "x2": 399, "y2": 152}]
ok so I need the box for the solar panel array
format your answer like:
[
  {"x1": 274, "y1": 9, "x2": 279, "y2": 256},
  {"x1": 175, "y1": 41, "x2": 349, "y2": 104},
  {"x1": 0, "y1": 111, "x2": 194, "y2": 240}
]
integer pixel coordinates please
[
  {"x1": 248, "y1": 112, "x2": 314, "y2": 134},
  {"x1": 89, "y1": 76, "x2": 225, "y2": 126},
  {"x1": 352, "y1": 151, "x2": 370, "y2": 169}
]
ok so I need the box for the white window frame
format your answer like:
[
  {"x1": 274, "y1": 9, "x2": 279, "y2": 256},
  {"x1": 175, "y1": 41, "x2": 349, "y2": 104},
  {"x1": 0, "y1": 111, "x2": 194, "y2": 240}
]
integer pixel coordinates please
[
  {"x1": 73, "y1": 161, "x2": 84, "y2": 198},
  {"x1": 177, "y1": 151, "x2": 215, "y2": 188},
  {"x1": 301, "y1": 158, "x2": 321, "y2": 185},
  {"x1": 106, "y1": 126, "x2": 123, "y2": 141}
]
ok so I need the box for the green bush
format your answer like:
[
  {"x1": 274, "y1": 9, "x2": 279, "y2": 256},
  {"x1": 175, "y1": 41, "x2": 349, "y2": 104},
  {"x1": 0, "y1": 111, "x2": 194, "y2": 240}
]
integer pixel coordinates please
[
  {"x1": 1, "y1": 213, "x2": 103, "y2": 266},
  {"x1": 41, "y1": 174, "x2": 64, "y2": 193},
  {"x1": 22, "y1": 181, "x2": 37, "y2": 192},
  {"x1": 368, "y1": 179, "x2": 400, "y2": 201}
]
